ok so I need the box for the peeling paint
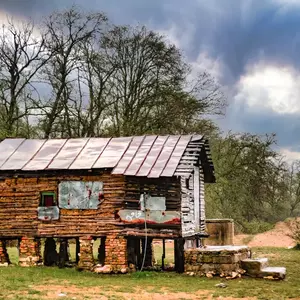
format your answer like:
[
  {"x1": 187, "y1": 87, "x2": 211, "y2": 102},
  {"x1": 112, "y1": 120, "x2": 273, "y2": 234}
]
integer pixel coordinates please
[{"x1": 118, "y1": 209, "x2": 180, "y2": 225}]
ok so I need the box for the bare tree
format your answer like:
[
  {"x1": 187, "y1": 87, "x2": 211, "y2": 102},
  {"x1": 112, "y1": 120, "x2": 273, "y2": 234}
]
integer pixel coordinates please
[
  {"x1": 40, "y1": 7, "x2": 107, "y2": 138},
  {"x1": 99, "y1": 25, "x2": 226, "y2": 136},
  {"x1": 0, "y1": 17, "x2": 48, "y2": 137},
  {"x1": 76, "y1": 37, "x2": 117, "y2": 137},
  {"x1": 100, "y1": 26, "x2": 186, "y2": 136}
]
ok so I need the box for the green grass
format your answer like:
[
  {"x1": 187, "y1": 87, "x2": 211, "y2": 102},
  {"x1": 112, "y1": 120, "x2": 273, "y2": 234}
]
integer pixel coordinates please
[{"x1": 1, "y1": 246, "x2": 299, "y2": 299}]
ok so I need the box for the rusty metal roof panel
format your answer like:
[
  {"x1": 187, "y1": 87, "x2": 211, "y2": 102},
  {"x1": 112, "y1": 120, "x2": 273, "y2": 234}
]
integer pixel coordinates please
[
  {"x1": 47, "y1": 138, "x2": 89, "y2": 169},
  {"x1": 69, "y1": 138, "x2": 111, "y2": 170},
  {"x1": 160, "y1": 135, "x2": 192, "y2": 177},
  {"x1": 135, "y1": 136, "x2": 168, "y2": 177},
  {"x1": 124, "y1": 135, "x2": 157, "y2": 176},
  {"x1": 23, "y1": 139, "x2": 67, "y2": 170},
  {"x1": 93, "y1": 137, "x2": 132, "y2": 169},
  {"x1": 1, "y1": 139, "x2": 46, "y2": 170},
  {"x1": 0, "y1": 138, "x2": 25, "y2": 168},
  {"x1": 148, "y1": 135, "x2": 180, "y2": 178},
  {"x1": 112, "y1": 136, "x2": 145, "y2": 174},
  {"x1": 0, "y1": 135, "x2": 210, "y2": 177}
]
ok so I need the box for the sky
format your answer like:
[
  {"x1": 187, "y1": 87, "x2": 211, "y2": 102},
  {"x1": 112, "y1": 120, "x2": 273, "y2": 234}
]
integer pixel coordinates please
[{"x1": 0, "y1": 0, "x2": 300, "y2": 160}]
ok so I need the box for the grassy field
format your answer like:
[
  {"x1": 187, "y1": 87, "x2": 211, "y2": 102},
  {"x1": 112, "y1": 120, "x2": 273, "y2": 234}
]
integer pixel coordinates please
[{"x1": 0, "y1": 245, "x2": 300, "y2": 299}]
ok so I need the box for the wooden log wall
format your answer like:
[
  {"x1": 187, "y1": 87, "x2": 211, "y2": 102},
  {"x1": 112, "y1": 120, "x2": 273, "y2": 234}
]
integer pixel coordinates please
[
  {"x1": 0, "y1": 171, "x2": 182, "y2": 238},
  {"x1": 124, "y1": 176, "x2": 181, "y2": 211}
]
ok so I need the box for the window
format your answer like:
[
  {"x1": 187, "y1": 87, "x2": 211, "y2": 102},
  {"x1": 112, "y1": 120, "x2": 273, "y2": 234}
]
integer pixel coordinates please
[
  {"x1": 40, "y1": 192, "x2": 57, "y2": 207},
  {"x1": 58, "y1": 181, "x2": 104, "y2": 209},
  {"x1": 38, "y1": 191, "x2": 59, "y2": 221}
]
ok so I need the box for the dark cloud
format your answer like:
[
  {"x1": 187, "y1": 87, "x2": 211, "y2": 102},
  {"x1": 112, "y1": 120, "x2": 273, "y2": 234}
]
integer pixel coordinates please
[
  {"x1": 1, "y1": 0, "x2": 300, "y2": 152},
  {"x1": 1, "y1": 0, "x2": 299, "y2": 82}
]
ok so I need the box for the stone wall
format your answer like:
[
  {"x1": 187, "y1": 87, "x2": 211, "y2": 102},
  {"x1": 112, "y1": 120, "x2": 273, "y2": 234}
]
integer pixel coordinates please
[{"x1": 184, "y1": 246, "x2": 250, "y2": 277}]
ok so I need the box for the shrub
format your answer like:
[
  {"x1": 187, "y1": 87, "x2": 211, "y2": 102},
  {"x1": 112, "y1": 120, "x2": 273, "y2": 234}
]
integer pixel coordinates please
[
  {"x1": 286, "y1": 218, "x2": 300, "y2": 248},
  {"x1": 241, "y1": 220, "x2": 274, "y2": 234}
]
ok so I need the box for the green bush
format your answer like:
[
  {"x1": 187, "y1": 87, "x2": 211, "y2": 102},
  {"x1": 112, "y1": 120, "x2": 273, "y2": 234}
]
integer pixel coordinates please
[{"x1": 241, "y1": 220, "x2": 274, "y2": 234}]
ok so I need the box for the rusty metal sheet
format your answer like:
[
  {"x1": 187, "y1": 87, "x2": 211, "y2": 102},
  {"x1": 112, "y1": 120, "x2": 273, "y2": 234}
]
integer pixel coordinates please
[
  {"x1": 23, "y1": 139, "x2": 67, "y2": 170},
  {"x1": 93, "y1": 137, "x2": 132, "y2": 169},
  {"x1": 0, "y1": 138, "x2": 25, "y2": 168},
  {"x1": 37, "y1": 206, "x2": 59, "y2": 221},
  {"x1": 118, "y1": 209, "x2": 181, "y2": 225},
  {"x1": 1, "y1": 139, "x2": 46, "y2": 170},
  {"x1": 0, "y1": 135, "x2": 202, "y2": 176},
  {"x1": 161, "y1": 135, "x2": 192, "y2": 176},
  {"x1": 140, "y1": 195, "x2": 166, "y2": 211},
  {"x1": 59, "y1": 181, "x2": 103, "y2": 209},
  {"x1": 112, "y1": 136, "x2": 144, "y2": 174},
  {"x1": 69, "y1": 138, "x2": 111, "y2": 169},
  {"x1": 124, "y1": 136, "x2": 157, "y2": 176},
  {"x1": 136, "y1": 136, "x2": 168, "y2": 177},
  {"x1": 47, "y1": 138, "x2": 89, "y2": 169},
  {"x1": 148, "y1": 136, "x2": 180, "y2": 178}
]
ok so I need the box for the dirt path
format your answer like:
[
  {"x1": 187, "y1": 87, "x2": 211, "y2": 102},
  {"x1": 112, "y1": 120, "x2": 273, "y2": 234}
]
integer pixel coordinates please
[
  {"x1": 234, "y1": 221, "x2": 295, "y2": 247},
  {"x1": 24, "y1": 285, "x2": 257, "y2": 300}
]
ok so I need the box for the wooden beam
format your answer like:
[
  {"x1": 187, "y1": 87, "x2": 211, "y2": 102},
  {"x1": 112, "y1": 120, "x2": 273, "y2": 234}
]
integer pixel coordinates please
[
  {"x1": 162, "y1": 238, "x2": 165, "y2": 270},
  {"x1": 194, "y1": 166, "x2": 200, "y2": 231}
]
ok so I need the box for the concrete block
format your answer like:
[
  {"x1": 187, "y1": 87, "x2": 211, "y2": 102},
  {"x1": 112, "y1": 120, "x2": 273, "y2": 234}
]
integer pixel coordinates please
[
  {"x1": 241, "y1": 258, "x2": 268, "y2": 274},
  {"x1": 260, "y1": 267, "x2": 286, "y2": 280}
]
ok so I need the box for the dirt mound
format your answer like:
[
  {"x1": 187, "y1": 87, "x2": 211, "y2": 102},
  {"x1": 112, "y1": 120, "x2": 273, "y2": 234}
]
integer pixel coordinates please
[{"x1": 235, "y1": 221, "x2": 295, "y2": 248}]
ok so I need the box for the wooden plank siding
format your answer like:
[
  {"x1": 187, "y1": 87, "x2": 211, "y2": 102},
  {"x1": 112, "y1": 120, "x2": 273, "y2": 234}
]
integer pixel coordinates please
[
  {"x1": 124, "y1": 176, "x2": 181, "y2": 211},
  {"x1": 199, "y1": 165, "x2": 206, "y2": 232},
  {"x1": 0, "y1": 171, "x2": 181, "y2": 238}
]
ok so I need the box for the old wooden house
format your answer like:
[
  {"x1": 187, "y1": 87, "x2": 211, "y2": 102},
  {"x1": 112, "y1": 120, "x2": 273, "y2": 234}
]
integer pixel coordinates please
[{"x1": 0, "y1": 135, "x2": 215, "y2": 273}]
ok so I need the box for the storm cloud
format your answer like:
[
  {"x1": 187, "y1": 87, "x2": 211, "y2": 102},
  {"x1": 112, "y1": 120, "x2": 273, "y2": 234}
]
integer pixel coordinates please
[{"x1": 0, "y1": 0, "x2": 300, "y2": 158}]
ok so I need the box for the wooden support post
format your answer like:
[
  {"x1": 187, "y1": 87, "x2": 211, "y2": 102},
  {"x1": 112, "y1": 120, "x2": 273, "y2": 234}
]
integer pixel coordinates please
[
  {"x1": 141, "y1": 238, "x2": 153, "y2": 268},
  {"x1": 162, "y1": 239, "x2": 165, "y2": 271},
  {"x1": 44, "y1": 237, "x2": 58, "y2": 266},
  {"x1": 174, "y1": 239, "x2": 178, "y2": 271},
  {"x1": 136, "y1": 238, "x2": 142, "y2": 269},
  {"x1": 98, "y1": 237, "x2": 106, "y2": 265},
  {"x1": 175, "y1": 238, "x2": 185, "y2": 273},
  {"x1": 58, "y1": 238, "x2": 69, "y2": 268},
  {"x1": 75, "y1": 238, "x2": 80, "y2": 264}
]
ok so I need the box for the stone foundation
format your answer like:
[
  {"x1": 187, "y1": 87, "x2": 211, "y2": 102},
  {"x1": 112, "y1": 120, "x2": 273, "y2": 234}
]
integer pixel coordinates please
[
  {"x1": 0, "y1": 240, "x2": 10, "y2": 266},
  {"x1": 78, "y1": 236, "x2": 94, "y2": 270},
  {"x1": 94, "y1": 235, "x2": 128, "y2": 274},
  {"x1": 19, "y1": 237, "x2": 42, "y2": 267},
  {"x1": 185, "y1": 245, "x2": 250, "y2": 277}
]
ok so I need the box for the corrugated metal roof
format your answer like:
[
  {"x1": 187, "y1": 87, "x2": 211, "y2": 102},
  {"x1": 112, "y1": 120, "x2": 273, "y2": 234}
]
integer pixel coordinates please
[{"x1": 0, "y1": 135, "x2": 208, "y2": 178}]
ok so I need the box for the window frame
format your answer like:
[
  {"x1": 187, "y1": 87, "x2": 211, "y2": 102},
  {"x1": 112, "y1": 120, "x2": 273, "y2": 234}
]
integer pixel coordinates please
[{"x1": 39, "y1": 191, "x2": 57, "y2": 207}]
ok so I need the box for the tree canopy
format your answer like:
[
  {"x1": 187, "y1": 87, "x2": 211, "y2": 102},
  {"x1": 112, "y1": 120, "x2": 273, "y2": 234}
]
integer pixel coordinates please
[{"x1": 0, "y1": 7, "x2": 298, "y2": 233}]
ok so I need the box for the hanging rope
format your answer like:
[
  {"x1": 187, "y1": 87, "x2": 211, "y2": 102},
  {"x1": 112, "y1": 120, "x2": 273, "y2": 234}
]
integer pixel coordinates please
[{"x1": 140, "y1": 193, "x2": 148, "y2": 271}]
